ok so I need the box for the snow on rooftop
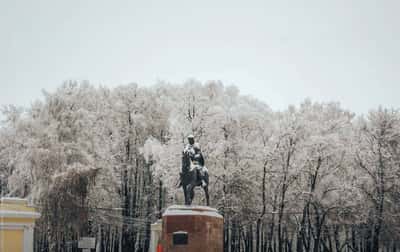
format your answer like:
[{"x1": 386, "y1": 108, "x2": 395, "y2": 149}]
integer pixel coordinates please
[
  {"x1": 0, "y1": 197, "x2": 28, "y2": 205},
  {"x1": 0, "y1": 210, "x2": 41, "y2": 219}
]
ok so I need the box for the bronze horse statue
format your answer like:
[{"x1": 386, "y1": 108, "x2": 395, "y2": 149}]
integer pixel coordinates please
[{"x1": 180, "y1": 150, "x2": 210, "y2": 206}]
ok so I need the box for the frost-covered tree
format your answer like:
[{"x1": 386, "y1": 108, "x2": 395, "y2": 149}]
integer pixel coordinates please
[
  {"x1": 354, "y1": 108, "x2": 400, "y2": 252},
  {"x1": 1, "y1": 81, "x2": 400, "y2": 252}
]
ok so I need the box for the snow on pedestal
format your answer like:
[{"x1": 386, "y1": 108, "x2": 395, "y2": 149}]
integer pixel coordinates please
[{"x1": 160, "y1": 205, "x2": 223, "y2": 252}]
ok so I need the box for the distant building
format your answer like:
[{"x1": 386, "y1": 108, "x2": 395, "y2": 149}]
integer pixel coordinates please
[{"x1": 0, "y1": 197, "x2": 40, "y2": 252}]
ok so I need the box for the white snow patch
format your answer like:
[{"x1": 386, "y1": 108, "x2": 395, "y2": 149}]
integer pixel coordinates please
[
  {"x1": 0, "y1": 197, "x2": 28, "y2": 205},
  {"x1": 0, "y1": 210, "x2": 41, "y2": 219},
  {"x1": 163, "y1": 205, "x2": 223, "y2": 219}
]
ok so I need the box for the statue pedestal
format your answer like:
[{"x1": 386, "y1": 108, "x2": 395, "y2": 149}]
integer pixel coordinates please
[{"x1": 160, "y1": 205, "x2": 223, "y2": 252}]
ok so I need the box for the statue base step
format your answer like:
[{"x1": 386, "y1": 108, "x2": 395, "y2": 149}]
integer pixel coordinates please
[{"x1": 158, "y1": 205, "x2": 223, "y2": 252}]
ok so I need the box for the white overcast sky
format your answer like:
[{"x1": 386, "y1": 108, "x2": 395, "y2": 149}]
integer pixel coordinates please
[{"x1": 1, "y1": 0, "x2": 399, "y2": 115}]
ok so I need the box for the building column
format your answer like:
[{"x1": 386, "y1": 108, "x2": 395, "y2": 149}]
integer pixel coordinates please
[{"x1": 23, "y1": 224, "x2": 34, "y2": 252}]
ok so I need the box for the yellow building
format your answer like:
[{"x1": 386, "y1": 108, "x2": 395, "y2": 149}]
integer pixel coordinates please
[{"x1": 0, "y1": 197, "x2": 40, "y2": 252}]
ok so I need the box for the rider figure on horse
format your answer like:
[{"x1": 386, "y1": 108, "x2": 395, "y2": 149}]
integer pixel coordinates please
[{"x1": 183, "y1": 135, "x2": 208, "y2": 188}]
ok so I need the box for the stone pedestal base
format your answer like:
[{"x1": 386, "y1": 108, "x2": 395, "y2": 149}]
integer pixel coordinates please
[{"x1": 160, "y1": 205, "x2": 223, "y2": 252}]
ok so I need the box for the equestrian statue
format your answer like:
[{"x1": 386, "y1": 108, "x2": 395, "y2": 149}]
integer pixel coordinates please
[{"x1": 179, "y1": 134, "x2": 210, "y2": 206}]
